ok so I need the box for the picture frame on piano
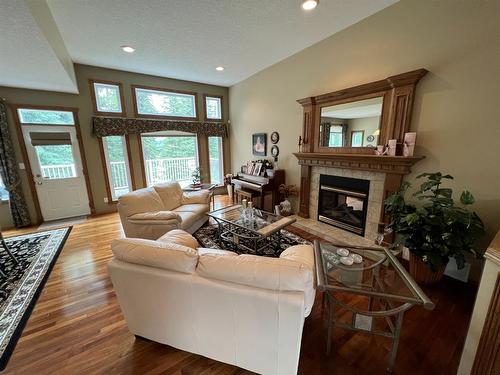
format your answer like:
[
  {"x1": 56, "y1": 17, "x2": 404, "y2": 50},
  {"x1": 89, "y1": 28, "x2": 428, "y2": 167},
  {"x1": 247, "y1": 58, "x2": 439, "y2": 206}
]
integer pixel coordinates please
[{"x1": 253, "y1": 163, "x2": 263, "y2": 176}]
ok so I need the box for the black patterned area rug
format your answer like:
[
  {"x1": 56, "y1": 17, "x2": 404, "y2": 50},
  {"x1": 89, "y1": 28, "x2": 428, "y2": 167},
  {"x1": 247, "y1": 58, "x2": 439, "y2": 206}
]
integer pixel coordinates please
[
  {"x1": 0, "y1": 227, "x2": 72, "y2": 370},
  {"x1": 194, "y1": 224, "x2": 310, "y2": 257}
]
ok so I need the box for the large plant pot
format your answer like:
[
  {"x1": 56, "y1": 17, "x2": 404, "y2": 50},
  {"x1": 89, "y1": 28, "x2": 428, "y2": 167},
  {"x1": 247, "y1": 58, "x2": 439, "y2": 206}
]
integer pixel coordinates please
[{"x1": 409, "y1": 253, "x2": 447, "y2": 284}]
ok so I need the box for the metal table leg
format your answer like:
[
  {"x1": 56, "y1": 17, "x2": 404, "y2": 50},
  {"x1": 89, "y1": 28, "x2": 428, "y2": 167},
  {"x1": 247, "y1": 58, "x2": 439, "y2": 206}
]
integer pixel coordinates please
[{"x1": 387, "y1": 311, "x2": 404, "y2": 372}]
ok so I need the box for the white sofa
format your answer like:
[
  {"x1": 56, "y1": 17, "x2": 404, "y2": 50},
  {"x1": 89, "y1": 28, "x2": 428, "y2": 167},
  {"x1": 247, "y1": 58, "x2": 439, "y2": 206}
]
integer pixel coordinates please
[
  {"x1": 108, "y1": 230, "x2": 316, "y2": 375},
  {"x1": 117, "y1": 182, "x2": 210, "y2": 239}
]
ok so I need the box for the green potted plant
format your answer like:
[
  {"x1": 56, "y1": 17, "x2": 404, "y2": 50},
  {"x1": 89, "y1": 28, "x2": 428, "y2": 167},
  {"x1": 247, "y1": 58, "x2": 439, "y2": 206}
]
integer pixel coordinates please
[
  {"x1": 191, "y1": 167, "x2": 204, "y2": 187},
  {"x1": 384, "y1": 172, "x2": 485, "y2": 284}
]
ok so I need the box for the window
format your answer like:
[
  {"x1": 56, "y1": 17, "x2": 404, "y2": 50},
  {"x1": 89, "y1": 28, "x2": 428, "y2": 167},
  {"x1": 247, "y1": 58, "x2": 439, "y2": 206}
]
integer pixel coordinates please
[
  {"x1": 17, "y1": 108, "x2": 75, "y2": 125},
  {"x1": 205, "y1": 95, "x2": 222, "y2": 120},
  {"x1": 141, "y1": 132, "x2": 199, "y2": 187},
  {"x1": 35, "y1": 145, "x2": 77, "y2": 179},
  {"x1": 208, "y1": 136, "x2": 223, "y2": 184},
  {"x1": 101, "y1": 136, "x2": 133, "y2": 200},
  {"x1": 134, "y1": 86, "x2": 197, "y2": 118},
  {"x1": 0, "y1": 176, "x2": 9, "y2": 201},
  {"x1": 329, "y1": 126, "x2": 344, "y2": 147},
  {"x1": 351, "y1": 131, "x2": 364, "y2": 147},
  {"x1": 91, "y1": 81, "x2": 124, "y2": 114}
]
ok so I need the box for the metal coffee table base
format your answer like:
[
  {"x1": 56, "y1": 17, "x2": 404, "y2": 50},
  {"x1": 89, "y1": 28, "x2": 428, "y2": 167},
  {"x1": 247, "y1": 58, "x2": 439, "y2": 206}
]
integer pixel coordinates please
[{"x1": 323, "y1": 292, "x2": 411, "y2": 372}]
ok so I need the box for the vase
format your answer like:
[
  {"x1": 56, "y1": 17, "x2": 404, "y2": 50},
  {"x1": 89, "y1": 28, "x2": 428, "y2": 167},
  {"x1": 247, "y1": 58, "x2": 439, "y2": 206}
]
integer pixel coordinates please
[
  {"x1": 227, "y1": 185, "x2": 233, "y2": 199},
  {"x1": 409, "y1": 253, "x2": 447, "y2": 284},
  {"x1": 280, "y1": 199, "x2": 292, "y2": 216}
]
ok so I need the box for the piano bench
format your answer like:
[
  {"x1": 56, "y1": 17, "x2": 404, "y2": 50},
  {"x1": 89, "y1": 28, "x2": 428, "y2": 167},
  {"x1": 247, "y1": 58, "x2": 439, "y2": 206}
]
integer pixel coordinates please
[{"x1": 234, "y1": 188, "x2": 259, "y2": 206}]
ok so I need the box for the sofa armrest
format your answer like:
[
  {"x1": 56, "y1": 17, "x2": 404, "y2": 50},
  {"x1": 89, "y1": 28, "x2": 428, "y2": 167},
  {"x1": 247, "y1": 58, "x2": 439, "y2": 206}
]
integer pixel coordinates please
[
  {"x1": 279, "y1": 244, "x2": 314, "y2": 271},
  {"x1": 182, "y1": 190, "x2": 210, "y2": 205}
]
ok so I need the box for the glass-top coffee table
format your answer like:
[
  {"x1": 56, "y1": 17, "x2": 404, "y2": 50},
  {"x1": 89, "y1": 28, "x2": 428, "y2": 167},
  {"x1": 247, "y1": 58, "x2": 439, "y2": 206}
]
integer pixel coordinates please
[
  {"x1": 208, "y1": 205, "x2": 296, "y2": 256},
  {"x1": 314, "y1": 241, "x2": 435, "y2": 372}
]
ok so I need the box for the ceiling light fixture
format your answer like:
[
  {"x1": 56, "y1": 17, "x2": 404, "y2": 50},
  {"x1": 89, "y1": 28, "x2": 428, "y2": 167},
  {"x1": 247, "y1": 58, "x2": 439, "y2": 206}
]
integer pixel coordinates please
[
  {"x1": 121, "y1": 45, "x2": 135, "y2": 53},
  {"x1": 216, "y1": 66, "x2": 225, "y2": 71},
  {"x1": 302, "y1": 0, "x2": 319, "y2": 11}
]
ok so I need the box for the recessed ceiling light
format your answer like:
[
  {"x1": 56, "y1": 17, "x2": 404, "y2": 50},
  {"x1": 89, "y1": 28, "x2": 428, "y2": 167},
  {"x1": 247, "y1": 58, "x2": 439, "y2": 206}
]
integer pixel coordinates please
[
  {"x1": 216, "y1": 66, "x2": 225, "y2": 71},
  {"x1": 302, "y1": 0, "x2": 319, "y2": 11},
  {"x1": 121, "y1": 45, "x2": 135, "y2": 53}
]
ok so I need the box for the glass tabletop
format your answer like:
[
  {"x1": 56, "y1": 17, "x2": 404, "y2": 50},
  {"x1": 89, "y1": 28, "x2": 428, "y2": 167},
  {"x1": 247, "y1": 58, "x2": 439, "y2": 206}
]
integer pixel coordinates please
[
  {"x1": 314, "y1": 241, "x2": 434, "y2": 308},
  {"x1": 208, "y1": 205, "x2": 294, "y2": 235}
]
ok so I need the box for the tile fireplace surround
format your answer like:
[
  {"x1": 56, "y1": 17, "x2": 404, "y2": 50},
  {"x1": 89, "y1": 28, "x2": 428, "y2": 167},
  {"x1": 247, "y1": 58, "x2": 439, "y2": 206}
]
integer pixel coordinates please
[{"x1": 293, "y1": 166, "x2": 386, "y2": 247}]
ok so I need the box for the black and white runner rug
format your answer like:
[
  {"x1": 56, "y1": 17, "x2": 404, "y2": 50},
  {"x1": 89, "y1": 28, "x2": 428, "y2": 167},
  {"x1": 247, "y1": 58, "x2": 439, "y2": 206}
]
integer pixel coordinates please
[{"x1": 0, "y1": 227, "x2": 71, "y2": 370}]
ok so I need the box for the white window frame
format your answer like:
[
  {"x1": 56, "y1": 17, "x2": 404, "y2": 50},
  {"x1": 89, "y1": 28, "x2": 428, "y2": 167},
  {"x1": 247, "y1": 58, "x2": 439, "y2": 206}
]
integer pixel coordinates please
[
  {"x1": 134, "y1": 87, "x2": 197, "y2": 119},
  {"x1": 102, "y1": 136, "x2": 133, "y2": 201},
  {"x1": 205, "y1": 95, "x2": 222, "y2": 120},
  {"x1": 208, "y1": 136, "x2": 224, "y2": 185},
  {"x1": 140, "y1": 131, "x2": 200, "y2": 187},
  {"x1": 92, "y1": 81, "x2": 124, "y2": 114}
]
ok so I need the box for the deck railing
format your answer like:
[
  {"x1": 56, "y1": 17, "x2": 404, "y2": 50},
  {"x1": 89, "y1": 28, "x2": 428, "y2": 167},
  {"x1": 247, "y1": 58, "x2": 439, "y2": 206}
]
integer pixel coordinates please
[
  {"x1": 41, "y1": 164, "x2": 76, "y2": 179},
  {"x1": 145, "y1": 157, "x2": 197, "y2": 186}
]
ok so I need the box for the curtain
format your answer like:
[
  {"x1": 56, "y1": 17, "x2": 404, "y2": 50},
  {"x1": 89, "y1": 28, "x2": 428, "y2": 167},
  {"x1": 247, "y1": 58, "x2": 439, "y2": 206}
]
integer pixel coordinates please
[
  {"x1": 0, "y1": 100, "x2": 31, "y2": 227},
  {"x1": 93, "y1": 116, "x2": 228, "y2": 138}
]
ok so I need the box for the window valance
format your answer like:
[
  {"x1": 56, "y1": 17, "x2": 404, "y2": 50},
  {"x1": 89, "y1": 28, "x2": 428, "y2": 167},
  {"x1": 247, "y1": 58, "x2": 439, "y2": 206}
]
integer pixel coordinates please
[{"x1": 92, "y1": 116, "x2": 228, "y2": 138}]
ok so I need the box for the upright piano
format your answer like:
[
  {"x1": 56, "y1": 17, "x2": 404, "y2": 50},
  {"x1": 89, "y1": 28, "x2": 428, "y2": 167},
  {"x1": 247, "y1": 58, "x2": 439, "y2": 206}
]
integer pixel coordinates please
[{"x1": 231, "y1": 170, "x2": 285, "y2": 212}]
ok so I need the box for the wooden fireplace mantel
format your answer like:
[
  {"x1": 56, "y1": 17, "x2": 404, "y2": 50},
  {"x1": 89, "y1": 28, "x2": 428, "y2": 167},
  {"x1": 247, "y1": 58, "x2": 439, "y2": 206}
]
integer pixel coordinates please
[{"x1": 293, "y1": 153, "x2": 424, "y2": 175}]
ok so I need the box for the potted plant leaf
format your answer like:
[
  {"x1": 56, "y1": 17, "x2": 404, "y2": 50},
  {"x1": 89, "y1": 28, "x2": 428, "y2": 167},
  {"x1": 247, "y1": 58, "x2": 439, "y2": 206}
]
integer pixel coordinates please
[{"x1": 384, "y1": 172, "x2": 485, "y2": 284}]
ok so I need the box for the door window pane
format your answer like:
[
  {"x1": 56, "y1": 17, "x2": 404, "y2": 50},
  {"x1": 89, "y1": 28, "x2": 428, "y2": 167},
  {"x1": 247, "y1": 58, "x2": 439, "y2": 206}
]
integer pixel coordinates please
[
  {"x1": 35, "y1": 145, "x2": 77, "y2": 179},
  {"x1": 18, "y1": 108, "x2": 75, "y2": 125},
  {"x1": 135, "y1": 88, "x2": 196, "y2": 118},
  {"x1": 94, "y1": 83, "x2": 122, "y2": 113},
  {"x1": 141, "y1": 135, "x2": 198, "y2": 187},
  {"x1": 208, "y1": 136, "x2": 223, "y2": 184},
  {"x1": 0, "y1": 176, "x2": 8, "y2": 201},
  {"x1": 329, "y1": 126, "x2": 344, "y2": 147},
  {"x1": 205, "y1": 96, "x2": 222, "y2": 120},
  {"x1": 102, "y1": 136, "x2": 132, "y2": 200}
]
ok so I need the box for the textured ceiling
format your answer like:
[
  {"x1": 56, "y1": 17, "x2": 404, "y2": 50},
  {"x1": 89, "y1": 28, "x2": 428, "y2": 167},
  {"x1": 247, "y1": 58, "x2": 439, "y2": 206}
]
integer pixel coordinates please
[
  {"x1": 1, "y1": 0, "x2": 398, "y2": 92},
  {"x1": 0, "y1": 0, "x2": 77, "y2": 92}
]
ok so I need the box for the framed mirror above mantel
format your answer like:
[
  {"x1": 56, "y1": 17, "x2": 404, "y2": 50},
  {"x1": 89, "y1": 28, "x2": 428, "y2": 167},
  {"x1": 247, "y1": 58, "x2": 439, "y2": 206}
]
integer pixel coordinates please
[
  {"x1": 297, "y1": 68, "x2": 428, "y2": 154},
  {"x1": 293, "y1": 69, "x2": 428, "y2": 236}
]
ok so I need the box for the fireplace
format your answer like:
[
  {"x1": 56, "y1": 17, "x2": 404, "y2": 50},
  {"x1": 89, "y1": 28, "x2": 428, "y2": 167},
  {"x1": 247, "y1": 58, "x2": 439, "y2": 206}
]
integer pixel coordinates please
[{"x1": 318, "y1": 175, "x2": 370, "y2": 236}]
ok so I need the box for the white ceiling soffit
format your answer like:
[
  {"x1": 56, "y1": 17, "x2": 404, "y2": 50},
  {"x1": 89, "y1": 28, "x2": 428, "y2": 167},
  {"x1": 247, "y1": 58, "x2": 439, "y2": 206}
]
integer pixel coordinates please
[
  {"x1": 0, "y1": 0, "x2": 77, "y2": 93},
  {"x1": 47, "y1": 0, "x2": 398, "y2": 87},
  {"x1": 322, "y1": 97, "x2": 383, "y2": 119}
]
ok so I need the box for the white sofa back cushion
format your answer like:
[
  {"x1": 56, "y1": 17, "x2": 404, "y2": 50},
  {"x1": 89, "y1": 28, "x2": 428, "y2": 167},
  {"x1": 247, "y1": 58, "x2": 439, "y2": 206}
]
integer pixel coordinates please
[
  {"x1": 118, "y1": 187, "x2": 165, "y2": 217},
  {"x1": 154, "y1": 182, "x2": 183, "y2": 210},
  {"x1": 197, "y1": 253, "x2": 313, "y2": 292},
  {"x1": 112, "y1": 238, "x2": 198, "y2": 274}
]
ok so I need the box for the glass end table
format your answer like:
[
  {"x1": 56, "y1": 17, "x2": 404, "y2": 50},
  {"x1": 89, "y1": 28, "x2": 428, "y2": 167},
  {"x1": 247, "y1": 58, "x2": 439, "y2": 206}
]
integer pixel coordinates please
[
  {"x1": 208, "y1": 205, "x2": 296, "y2": 256},
  {"x1": 314, "y1": 241, "x2": 434, "y2": 372}
]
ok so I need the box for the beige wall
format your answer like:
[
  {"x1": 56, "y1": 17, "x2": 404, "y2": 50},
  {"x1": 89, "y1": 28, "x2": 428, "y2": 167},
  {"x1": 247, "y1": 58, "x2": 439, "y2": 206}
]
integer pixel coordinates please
[
  {"x1": 229, "y1": 0, "x2": 500, "y2": 252},
  {"x1": 0, "y1": 64, "x2": 229, "y2": 228}
]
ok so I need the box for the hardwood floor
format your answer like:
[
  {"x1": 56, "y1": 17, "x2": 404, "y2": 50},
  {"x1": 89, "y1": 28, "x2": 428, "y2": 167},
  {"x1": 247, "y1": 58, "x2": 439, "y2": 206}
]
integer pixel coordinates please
[{"x1": 3, "y1": 196, "x2": 477, "y2": 374}]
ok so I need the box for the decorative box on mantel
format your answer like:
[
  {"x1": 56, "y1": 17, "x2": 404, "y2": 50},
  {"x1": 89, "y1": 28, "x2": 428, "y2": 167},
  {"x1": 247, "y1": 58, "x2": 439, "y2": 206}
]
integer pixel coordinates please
[{"x1": 294, "y1": 69, "x2": 428, "y2": 242}]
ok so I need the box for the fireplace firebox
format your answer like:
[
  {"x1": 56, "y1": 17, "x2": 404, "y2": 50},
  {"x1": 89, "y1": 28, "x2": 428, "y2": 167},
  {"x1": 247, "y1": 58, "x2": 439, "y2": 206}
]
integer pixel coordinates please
[{"x1": 318, "y1": 175, "x2": 370, "y2": 236}]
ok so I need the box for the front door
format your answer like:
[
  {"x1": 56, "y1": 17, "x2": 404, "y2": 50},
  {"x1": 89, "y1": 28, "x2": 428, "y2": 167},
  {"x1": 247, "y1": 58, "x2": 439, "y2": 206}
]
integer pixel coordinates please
[{"x1": 21, "y1": 125, "x2": 90, "y2": 221}]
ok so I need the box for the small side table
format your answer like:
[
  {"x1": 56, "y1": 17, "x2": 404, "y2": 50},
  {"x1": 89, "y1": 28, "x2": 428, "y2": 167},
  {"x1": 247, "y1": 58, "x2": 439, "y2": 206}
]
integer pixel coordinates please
[{"x1": 314, "y1": 241, "x2": 434, "y2": 372}]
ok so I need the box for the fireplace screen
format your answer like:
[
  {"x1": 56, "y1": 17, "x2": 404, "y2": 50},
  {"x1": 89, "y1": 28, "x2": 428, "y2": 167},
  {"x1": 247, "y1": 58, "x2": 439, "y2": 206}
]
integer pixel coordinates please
[{"x1": 318, "y1": 175, "x2": 370, "y2": 236}]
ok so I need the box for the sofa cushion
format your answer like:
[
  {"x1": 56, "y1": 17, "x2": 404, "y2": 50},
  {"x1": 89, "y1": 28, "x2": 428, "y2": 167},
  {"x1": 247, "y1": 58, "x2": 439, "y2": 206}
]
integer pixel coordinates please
[
  {"x1": 154, "y1": 182, "x2": 183, "y2": 210},
  {"x1": 128, "y1": 211, "x2": 181, "y2": 223},
  {"x1": 197, "y1": 253, "x2": 313, "y2": 292},
  {"x1": 112, "y1": 238, "x2": 198, "y2": 274},
  {"x1": 118, "y1": 188, "x2": 165, "y2": 217},
  {"x1": 176, "y1": 211, "x2": 199, "y2": 230},
  {"x1": 173, "y1": 204, "x2": 209, "y2": 216},
  {"x1": 182, "y1": 190, "x2": 210, "y2": 205},
  {"x1": 158, "y1": 229, "x2": 199, "y2": 249},
  {"x1": 197, "y1": 248, "x2": 238, "y2": 257}
]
